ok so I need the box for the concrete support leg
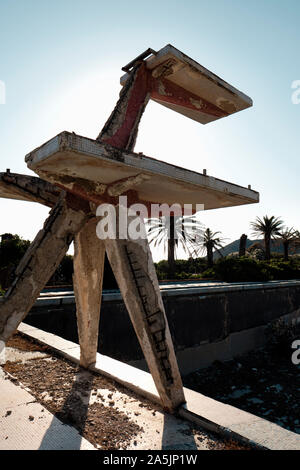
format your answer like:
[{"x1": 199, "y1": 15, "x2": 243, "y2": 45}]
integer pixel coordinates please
[
  {"x1": 73, "y1": 218, "x2": 105, "y2": 368},
  {"x1": 97, "y1": 63, "x2": 151, "y2": 150},
  {"x1": 0, "y1": 196, "x2": 90, "y2": 343},
  {"x1": 103, "y1": 212, "x2": 185, "y2": 412}
]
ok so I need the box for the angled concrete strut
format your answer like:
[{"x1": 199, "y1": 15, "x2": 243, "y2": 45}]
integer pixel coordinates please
[{"x1": 0, "y1": 193, "x2": 91, "y2": 342}]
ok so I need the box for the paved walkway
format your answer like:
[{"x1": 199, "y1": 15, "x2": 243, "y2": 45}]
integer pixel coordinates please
[
  {"x1": 0, "y1": 336, "x2": 231, "y2": 451},
  {"x1": 0, "y1": 369, "x2": 95, "y2": 450}
]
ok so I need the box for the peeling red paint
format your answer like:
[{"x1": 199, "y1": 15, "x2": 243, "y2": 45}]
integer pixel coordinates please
[
  {"x1": 101, "y1": 60, "x2": 228, "y2": 151},
  {"x1": 151, "y1": 77, "x2": 228, "y2": 118},
  {"x1": 101, "y1": 64, "x2": 151, "y2": 150}
]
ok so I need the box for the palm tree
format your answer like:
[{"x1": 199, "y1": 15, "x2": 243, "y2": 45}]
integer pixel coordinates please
[
  {"x1": 277, "y1": 227, "x2": 298, "y2": 261},
  {"x1": 250, "y1": 215, "x2": 284, "y2": 261},
  {"x1": 147, "y1": 215, "x2": 204, "y2": 278},
  {"x1": 200, "y1": 228, "x2": 225, "y2": 267}
]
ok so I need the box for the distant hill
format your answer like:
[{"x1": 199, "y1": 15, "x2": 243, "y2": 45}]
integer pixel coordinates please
[{"x1": 214, "y1": 238, "x2": 300, "y2": 259}]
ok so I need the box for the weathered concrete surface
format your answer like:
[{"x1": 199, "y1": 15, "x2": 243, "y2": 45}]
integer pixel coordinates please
[
  {"x1": 98, "y1": 63, "x2": 151, "y2": 151},
  {"x1": 120, "y1": 44, "x2": 253, "y2": 125},
  {"x1": 104, "y1": 210, "x2": 185, "y2": 411},
  {"x1": 107, "y1": 173, "x2": 151, "y2": 197},
  {"x1": 73, "y1": 218, "x2": 105, "y2": 368},
  {"x1": 0, "y1": 195, "x2": 90, "y2": 343},
  {"x1": 25, "y1": 132, "x2": 259, "y2": 212},
  {"x1": 0, "y1": 171, "x2": 60, "y2": 206}
]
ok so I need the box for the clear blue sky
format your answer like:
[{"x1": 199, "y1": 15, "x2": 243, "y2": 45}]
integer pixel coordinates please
[{"x1": 0, "y1": 0, "x2": 299, "y2": 261}]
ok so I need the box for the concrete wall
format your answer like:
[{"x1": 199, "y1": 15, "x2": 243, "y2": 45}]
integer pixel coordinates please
[{"x1": 24, "y1": 281, "x2": 300, "y2": 374}]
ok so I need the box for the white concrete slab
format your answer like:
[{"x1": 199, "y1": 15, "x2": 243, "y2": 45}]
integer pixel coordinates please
[
  {"x1": 121, "y1": 44, "x2": 253, "y2": 124},
  {"x1": 25, "y1": 132, "x2": 259, "y2": 212}
]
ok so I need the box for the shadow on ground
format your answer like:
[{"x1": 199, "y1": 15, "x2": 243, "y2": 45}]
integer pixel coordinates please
[{"x1": 39, "y1": 370, "x2": 93, "y2": 450}]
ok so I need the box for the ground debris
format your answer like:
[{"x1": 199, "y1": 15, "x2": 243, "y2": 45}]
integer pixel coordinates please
[
  {"x1": 3, "y1": 332, "x2": 251, "y2": 450},
  {"x1": 4, "y1": 333, "x2": 145, "y2": 450}
]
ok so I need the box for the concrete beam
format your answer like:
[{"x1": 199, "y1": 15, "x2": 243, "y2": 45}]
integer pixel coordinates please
[
  {"x1": 107, "y1": 173, "x2": 151, "y2": 197},
  {"x1": 0, "y1": 171, "x2": 60, "y2": 207},
  {"x1": 103, "y1": 209, "x2": 185, "y2": 412},
  {"x1": 97, "y1": 63, "x2": 151, "y2": 151},
  {"x1": 73, "y1": 218, "x2": 105, "y2": 368},
  {"x1": 0, "y1": 195, "x2": 90, "y2": 343}
]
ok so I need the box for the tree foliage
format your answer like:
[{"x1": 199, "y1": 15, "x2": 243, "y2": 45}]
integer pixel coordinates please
[
  {"x1": 147, "y1": 215, "x2": 204, "y2": 278},
  {"x1": 250, "y1": 215, "x2": 284, "y2": 261},
  {"x1": 199, "y1": 228, "x2": 225, "y2": 267},
  {"x1": 0, "y1": 233, "x2": 74, "y2": 290}
]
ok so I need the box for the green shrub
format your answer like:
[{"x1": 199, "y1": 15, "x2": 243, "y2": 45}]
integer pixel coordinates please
[
  {"x1": 0, "y1": 234, "x2": 31, "y2": 289},
  {"x1": 200, "y1": 257, "x2": 300, "y2": 282},
  {"x1": 175, "y1": 271, "x2": 203, "y2": 280},
  {"x1": 212, "y1": 257, "x2": 269, "y2": 282},
  {"x1": 176, "y1": 271, "x2": 190, "y2": 279},
  {"x1": 201, "y1": 268, "x2": 216, "y2": 279},
  {"x1": 266, "y1": 260, "x2": 300, "y2": 280},
  {"x1": 189, "y1": 273, "x2": 204, "y2": 279},
  {"x1": 154, "y1": 258, "x2": 207, "y2": 280},
  {"x1": 155, "y1": 256, "x2": 300, "y2": 282}
]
